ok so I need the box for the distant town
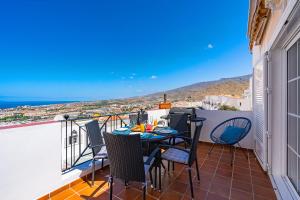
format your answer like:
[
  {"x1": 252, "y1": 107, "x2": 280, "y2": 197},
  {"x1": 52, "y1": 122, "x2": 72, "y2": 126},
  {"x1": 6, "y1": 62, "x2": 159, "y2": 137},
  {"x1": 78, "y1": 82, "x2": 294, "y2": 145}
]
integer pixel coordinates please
[{"x1": 0, "y1": 75, "x2": 252, "y2": 127}]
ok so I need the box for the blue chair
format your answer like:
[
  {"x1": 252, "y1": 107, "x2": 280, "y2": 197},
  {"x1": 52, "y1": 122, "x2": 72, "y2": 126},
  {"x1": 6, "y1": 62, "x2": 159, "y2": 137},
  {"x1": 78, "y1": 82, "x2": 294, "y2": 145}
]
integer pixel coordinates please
[{"x1": 208, "y1": 117, "x2": 251, "y2": 165}]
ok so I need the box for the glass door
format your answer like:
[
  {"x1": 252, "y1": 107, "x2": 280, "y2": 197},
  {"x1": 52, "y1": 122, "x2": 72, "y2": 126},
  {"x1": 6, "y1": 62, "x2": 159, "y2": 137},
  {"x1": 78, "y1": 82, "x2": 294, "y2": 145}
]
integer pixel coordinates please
[{"x1": 287, "y1": 39, "x2": 300, "y2": 194}]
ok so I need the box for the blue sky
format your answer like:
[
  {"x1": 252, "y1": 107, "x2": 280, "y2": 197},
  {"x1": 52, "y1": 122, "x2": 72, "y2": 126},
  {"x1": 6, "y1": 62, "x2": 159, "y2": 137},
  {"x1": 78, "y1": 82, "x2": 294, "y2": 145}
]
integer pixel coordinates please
[{"x1": 0, "y1": 0, "x2": 251, "y2": 101}]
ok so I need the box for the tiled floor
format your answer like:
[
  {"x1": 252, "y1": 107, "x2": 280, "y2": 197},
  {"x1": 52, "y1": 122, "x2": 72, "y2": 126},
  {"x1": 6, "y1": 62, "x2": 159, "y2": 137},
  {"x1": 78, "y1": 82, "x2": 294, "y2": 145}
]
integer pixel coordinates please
[{"x1": 46, "y1": 143, "x2": 277, "y2": 200}]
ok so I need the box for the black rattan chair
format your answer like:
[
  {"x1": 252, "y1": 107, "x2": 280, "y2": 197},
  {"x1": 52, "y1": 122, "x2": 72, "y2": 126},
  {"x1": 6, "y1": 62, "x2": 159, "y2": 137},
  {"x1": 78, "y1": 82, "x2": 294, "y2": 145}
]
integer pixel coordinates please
[
  {"x1": 85, "y1": 120, "x2": 108, "y2": 185},
  {"x1": 129, "y1": 113, "x2": 148, "y2": 125},
  {"x1": 103, "y1": 132, "x2": 161, "y2": 200},
  {"x1": 160, "y1": 121, "x2": 203, "y2": 199}
]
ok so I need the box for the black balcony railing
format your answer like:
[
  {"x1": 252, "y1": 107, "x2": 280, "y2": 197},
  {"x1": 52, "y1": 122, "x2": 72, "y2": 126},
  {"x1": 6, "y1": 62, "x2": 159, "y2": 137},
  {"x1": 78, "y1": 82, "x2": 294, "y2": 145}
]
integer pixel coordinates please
[{"x1": 61, "y1": 113, "x2": 130, "y2": 172}]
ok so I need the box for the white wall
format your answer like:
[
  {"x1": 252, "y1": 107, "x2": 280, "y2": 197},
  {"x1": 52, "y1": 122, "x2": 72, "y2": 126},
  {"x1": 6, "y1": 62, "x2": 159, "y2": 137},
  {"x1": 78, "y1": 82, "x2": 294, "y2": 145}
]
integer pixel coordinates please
[
  {"x1": 0, "y1": 123, "x2": 62, "y2": 200},
  {"x1": 0, "y1": 122, "x2": 103, "y2": 200},
  {"x1": 196, "y1": 110, "x2": 254, "y2": 149}
]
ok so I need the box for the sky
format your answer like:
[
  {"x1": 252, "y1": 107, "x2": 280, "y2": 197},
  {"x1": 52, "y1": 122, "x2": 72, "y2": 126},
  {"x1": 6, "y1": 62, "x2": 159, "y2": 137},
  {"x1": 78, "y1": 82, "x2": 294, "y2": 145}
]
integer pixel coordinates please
[{"x1": 0, "y1": 0, "x2": 251, "y2": 101}]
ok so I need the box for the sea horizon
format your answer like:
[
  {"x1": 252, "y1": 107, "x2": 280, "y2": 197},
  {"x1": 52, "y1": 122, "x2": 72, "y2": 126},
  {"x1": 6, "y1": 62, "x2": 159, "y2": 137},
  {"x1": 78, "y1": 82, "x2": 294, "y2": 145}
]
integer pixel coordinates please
[{"x1": 0, "y1": 100, "x2": 78, "y2": 109}]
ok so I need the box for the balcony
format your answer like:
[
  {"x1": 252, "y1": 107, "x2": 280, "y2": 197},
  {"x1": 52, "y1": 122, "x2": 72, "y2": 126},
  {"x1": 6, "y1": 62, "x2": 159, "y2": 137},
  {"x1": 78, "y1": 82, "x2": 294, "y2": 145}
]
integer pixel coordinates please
[{"x1": 0, "y1": 109, "x2": 277, "y2": 200}]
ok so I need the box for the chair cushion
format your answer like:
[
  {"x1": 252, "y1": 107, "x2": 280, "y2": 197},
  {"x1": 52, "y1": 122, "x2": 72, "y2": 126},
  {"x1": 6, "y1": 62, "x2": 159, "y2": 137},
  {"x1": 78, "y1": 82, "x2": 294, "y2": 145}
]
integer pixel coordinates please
[
  {"x1": 94, "y1": 146, "x2": 108, "y2": 159},
  {"x1": 161, "y1": 148, "x2": 189, "y2": 164},
  {"x1": 220, "y1": 126, "x2": 245, "y2": 144}
]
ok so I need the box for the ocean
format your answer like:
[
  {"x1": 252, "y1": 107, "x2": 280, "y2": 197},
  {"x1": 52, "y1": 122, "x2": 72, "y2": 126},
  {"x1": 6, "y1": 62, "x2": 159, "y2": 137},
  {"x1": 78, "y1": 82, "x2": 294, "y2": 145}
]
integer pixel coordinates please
[{"x1": 0, "y1": 101, "x2": 77, "y2": 109}]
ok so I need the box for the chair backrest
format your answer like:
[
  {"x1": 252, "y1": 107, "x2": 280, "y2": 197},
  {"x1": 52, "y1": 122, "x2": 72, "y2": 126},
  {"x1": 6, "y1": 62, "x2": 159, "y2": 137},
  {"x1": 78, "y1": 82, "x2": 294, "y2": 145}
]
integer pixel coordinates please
[
  {"x1": 188, "y1": 122, "x2": 203, "y2": 166},
  {"x1": 85, "y1": 120, "x2": 104, "y2": 156},
  {"x1": 103, "y1": 132, "x2": 146, "y2": 182},
  {"x1": 169, "y1": 113, "x2": 189, "y2": 135},
  {"x1": 129, "y1": 113, "x2": 148, "y2": 125},
  {"x1": 210, "y1": 117, "x2": 252, "y2": 145}
]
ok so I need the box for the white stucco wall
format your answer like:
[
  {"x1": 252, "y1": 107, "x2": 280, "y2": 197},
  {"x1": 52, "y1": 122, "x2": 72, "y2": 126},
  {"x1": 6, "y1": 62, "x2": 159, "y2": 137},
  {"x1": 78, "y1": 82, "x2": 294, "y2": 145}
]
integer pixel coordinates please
[
  {"x1": 0, "y1": 123, "x2": 62, "y2": 200},
  {"x1": 0, "y1": 122, "x2": 106, "y2": 200},
  {"x1": 196, "y1": 110, "x2": 254, "y2": 149}
]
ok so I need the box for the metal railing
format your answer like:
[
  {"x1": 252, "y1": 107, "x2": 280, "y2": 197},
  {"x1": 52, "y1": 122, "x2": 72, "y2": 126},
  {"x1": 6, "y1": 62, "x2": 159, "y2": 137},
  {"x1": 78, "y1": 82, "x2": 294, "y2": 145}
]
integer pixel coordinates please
[{"x1": 61, "y1": 113, "x2": 130, "y2": 172}]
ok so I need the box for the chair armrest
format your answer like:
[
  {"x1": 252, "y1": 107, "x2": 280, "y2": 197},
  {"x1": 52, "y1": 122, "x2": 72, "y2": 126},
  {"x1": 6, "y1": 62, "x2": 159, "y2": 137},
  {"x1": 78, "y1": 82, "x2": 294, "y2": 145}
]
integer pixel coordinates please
[
  {"x1": 174, "y1": 135, "x2": 192, "y2": 142},
  {"x1": 159, "y1": 144, "x2": 190, "y2": 154},
  {"x1": 144, "y1": 148, "x2": 161, "y2": 165}
]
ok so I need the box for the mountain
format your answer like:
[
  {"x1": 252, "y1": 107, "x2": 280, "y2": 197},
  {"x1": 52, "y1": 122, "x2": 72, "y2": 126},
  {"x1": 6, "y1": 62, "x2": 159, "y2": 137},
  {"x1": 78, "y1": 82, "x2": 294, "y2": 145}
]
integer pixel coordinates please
[{"x1": 145, "y1": 74, "x2": 251, "y2": 102}]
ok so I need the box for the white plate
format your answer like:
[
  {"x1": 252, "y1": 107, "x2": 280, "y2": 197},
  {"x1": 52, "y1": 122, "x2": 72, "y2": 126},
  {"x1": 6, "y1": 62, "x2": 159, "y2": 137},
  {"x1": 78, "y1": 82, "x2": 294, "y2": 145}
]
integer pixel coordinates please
[
  {"x1": 115, "y1": 127, "x2": 128, "y2": 131},
  {"x1": 157, "y1": 124, "x2": 164, "y2": 128},
  {"x1": 130, "y1": 132, "x2": 142, "y2": 135},
  {"x1": 158, "y1": 130, "x2": 172, "y2": 134}
]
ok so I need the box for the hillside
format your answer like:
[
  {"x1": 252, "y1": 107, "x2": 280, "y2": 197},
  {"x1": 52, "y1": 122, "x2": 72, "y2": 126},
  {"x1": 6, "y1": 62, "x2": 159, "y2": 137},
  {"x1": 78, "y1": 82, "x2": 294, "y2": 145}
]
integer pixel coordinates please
[{"x1": 145, "y1": 74, "x2": 251, "y2": 102}]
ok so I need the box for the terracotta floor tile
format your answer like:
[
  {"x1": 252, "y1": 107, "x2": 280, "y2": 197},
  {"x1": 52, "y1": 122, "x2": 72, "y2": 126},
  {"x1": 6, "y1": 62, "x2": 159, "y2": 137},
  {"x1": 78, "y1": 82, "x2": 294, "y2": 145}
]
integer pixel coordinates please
[
  {"x1": 76, "y1": 185, "x2": 104, "y2": 198},
  {"x1": 168, "y1": 181, "x2": 188, "y2": 194},
  {"x1": 209, "y1": 182, "x2": 230, "y2": 198},
  {"x1": 231, "y1": 179, "x2": 252, "y2": 193},
  {"x1": 206, "y1": 192, "x2": 228, "y2": 200},
  {"x1": 51, "y1": 189, "x2": 76, "y2": 200},
  {"x1": 253, "y1": 185, "x2": 276, "y2": 198},
  {"x1": 135, "y1": 194, "x2": 157, "y2": 200},
  {"x1": 37, "y1": 194, "x2": 49, "y2": 200},
  {"x1": 183, "y1": 187, "x2": 207, "y2": 200},
  {"x1": 251, "y1": 177, "x2": 272, "y2": 188},
  {"x1": 211, "y1": 175, "x2": 231, "y2": 185},
  {"x1": 47, "y1": 143, "x2": 277, "y2": 200},
  {"x1": 159, "y1": 190, "x2": 182, "y2": 200},
  {"x1": 116, "y1": 188, "x2": 142, "y2": 200},
  {"x1": 216, "y1": 168, "x2": 232, "y2": 177},
  {"x1": 230, "y1": 188, "x2": 252, "y2": 200},
  {"x1": 66, "y1": 194, "x2": 83, "y2": 200},
  {"x1": 71, "y1": 181, "x2": 90, "y2": 192},
  {"x1": 253, "y1": 194, "x2": 277, "y2": 200}
]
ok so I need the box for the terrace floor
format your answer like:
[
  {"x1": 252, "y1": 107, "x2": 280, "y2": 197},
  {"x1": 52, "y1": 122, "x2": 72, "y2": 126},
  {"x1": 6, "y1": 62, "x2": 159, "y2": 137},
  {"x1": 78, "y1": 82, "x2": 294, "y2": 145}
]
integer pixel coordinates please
[{"x1": 42, "y1": 142, "x2": 277, "y2": 200}]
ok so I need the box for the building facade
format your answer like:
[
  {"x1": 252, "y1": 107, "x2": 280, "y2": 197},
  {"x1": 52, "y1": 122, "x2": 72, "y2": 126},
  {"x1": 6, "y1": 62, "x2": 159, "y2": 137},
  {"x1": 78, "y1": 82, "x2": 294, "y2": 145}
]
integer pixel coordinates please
[{"x1": 248, "y1": 0, "x2": 300, "y2": 199}]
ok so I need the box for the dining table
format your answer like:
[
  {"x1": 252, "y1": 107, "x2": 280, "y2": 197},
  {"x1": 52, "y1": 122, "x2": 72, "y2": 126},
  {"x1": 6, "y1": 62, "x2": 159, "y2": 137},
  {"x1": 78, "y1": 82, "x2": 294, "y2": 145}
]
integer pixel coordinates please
[{"x1": 112, "y1": 126, "x2": 179, "y2": 142}]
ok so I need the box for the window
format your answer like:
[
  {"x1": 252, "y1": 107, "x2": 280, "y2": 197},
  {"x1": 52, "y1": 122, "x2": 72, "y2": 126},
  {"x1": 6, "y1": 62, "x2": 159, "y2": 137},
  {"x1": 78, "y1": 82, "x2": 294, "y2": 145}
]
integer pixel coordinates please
[{"x1": 287, "y1": 40, "x2": 300, "y2": 193}]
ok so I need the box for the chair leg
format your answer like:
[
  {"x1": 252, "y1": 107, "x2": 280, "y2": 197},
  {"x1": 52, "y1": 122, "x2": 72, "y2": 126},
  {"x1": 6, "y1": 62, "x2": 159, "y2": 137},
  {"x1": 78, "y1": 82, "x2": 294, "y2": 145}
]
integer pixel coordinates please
[
  {"x1": 142, "y1": 182, "x2": 147, "y2": 200},
  {"x1": 208, "y1": 143, "x2": 215, "y2": 155},
  {"x1": 172, "y1": 161, "x2": 175, "y2": 171},
  {"x1": 154, "y1": 165, "x2": 157, "y2": 189},
  {"x1": 188, "y1": 167, "x2": 194, "y2": 199},
  {"x1": 101, "y1": 158, "x2": 104, "y2": 169},
  {"x1": 161, "y1": 161, "x2": 166, "y2": 171},
  {"x1": 195, "y1": 158, "x2": 200, "y2": 181},
  {"x1": 109, "y1": 176, "x2": 113, "y2": 200},
  {"x1": 231, "y1": 146, "x2": 236, "y2": 166},
  {"x1": 149, "y1": 169, "x2": 154, "y2": 188},
  {"x1": 168, "y1": 161, "x2": 170, "y2": 171},
  {"x1": 92, "y1": 159, "x2": 95, "y2": 186},
  {"x1": 159, "y1": 162, "x2": 162, "y2": 191}
]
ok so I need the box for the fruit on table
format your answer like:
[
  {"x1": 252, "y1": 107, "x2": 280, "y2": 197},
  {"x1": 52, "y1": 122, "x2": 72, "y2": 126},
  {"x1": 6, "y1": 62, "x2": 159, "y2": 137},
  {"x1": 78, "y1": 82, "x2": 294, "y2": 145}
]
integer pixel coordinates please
[{"x1": 131, "y1": 125, "x2": 141, "y2": 132}]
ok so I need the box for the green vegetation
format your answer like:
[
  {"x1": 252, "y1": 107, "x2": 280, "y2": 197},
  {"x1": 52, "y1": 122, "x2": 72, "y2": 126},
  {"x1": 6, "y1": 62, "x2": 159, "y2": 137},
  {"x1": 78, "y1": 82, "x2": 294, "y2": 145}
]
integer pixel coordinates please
[
  {"x1": 0, "y1": 114, "x2": 30, "y2": 122},
  {"x1": 219, "y1": 105, "x2": 239, "y2": 111}
]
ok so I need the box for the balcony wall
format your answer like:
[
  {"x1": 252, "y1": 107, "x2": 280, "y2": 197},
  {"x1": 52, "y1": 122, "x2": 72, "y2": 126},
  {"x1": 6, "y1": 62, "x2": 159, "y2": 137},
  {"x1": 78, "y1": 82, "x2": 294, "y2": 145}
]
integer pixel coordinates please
[
  {"x1": 196, "y1": 109, "x2": 254, "y2": 149},
  {"x1": 0, "y1": 122, "x2": 62, "y2": 200}
]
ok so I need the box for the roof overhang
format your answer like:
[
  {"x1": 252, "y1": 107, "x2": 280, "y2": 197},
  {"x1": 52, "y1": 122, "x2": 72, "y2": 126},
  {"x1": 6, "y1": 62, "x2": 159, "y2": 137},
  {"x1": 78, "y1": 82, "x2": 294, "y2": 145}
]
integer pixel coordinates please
[{"x1": 248, "y1": 0, "x2": 271, "y2": 51}]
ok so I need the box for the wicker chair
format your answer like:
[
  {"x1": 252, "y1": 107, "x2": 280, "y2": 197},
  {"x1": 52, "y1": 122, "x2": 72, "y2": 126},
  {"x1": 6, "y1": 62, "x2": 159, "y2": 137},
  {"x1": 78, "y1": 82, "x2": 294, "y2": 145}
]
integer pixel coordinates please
[
  {"x1": 103, "y1": 132, "x2": 161, "y2": 200},
  {"x1": 129, "y1": 113, "x2": 148, "y2": 125},
  {"x1": 208, "y1": 117, "x2": 252, "y2": 165},
  {"x1": 160, "y1": 121, "x2": 203, "y2": 199},
  {"x1": 85, "y1": 120, "x2": 108, "y2": 185}
]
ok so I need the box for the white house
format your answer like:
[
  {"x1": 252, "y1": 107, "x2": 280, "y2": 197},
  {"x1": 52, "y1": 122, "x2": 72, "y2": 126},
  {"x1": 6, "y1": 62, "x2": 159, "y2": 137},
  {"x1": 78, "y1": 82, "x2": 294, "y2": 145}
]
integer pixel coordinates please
[{"x1": 248, "y1": 0, "x2": 300, "y2": 199}]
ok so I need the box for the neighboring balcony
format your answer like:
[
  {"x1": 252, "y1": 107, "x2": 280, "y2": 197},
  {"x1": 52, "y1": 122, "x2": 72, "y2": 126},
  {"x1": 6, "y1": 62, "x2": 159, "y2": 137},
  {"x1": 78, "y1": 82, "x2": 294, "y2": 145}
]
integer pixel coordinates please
[{"x1": 0, "y1": 109, "x2": 276, "y2": 200}]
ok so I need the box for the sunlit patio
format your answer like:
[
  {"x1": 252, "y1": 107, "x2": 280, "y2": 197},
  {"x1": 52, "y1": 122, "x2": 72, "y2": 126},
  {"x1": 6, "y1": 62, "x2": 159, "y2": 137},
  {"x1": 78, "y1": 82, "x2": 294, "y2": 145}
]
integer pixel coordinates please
[{"x1": 39, "y1": 142, "x2": 276, "y2": 200}]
